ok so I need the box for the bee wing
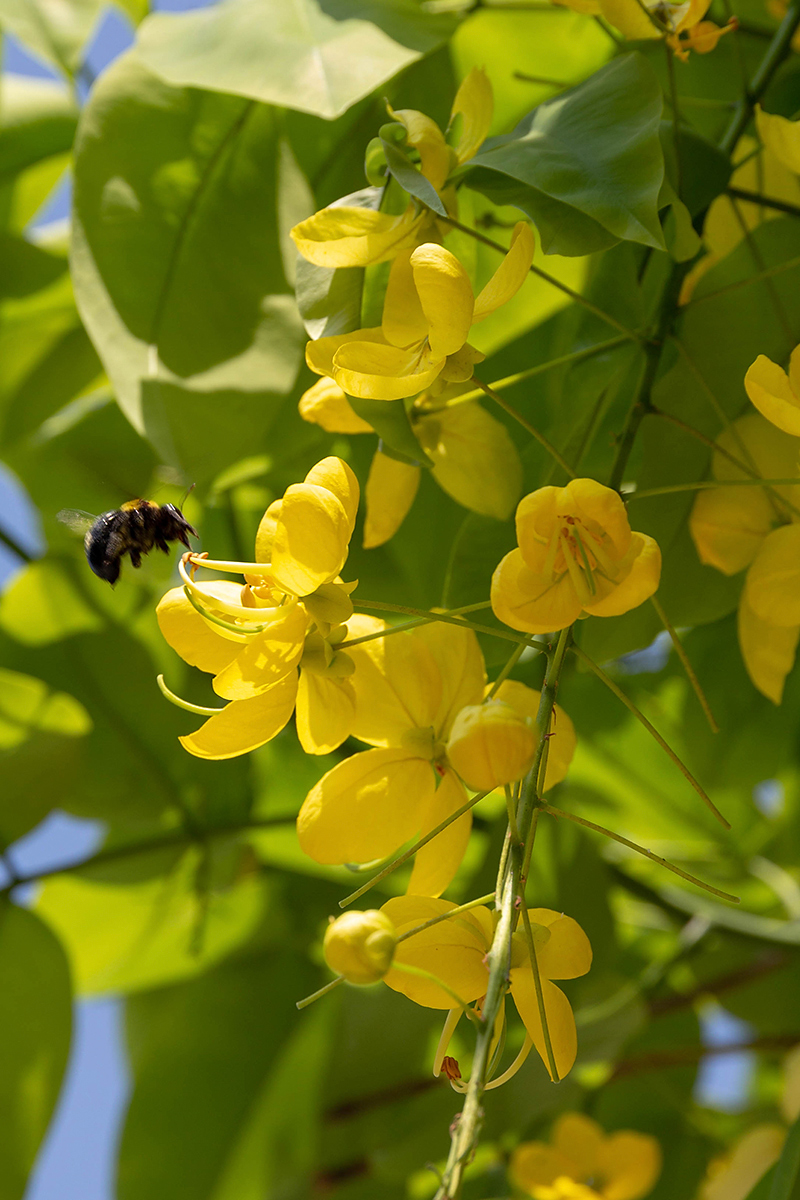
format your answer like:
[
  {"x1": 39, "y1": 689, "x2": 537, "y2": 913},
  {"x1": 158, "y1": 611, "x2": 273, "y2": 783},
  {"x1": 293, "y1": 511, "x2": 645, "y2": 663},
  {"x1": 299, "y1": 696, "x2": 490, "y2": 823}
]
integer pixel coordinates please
[{"x1": 57, "y1": 509, "x2": 95, "y2": 536}]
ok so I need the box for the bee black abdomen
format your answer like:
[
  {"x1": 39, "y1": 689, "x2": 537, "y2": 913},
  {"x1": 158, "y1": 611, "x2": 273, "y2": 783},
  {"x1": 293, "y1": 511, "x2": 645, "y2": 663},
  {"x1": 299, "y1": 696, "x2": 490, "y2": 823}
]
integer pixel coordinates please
[
  {"x1": 84, "y1": 512, "x2": 126, "y2": 584},
  {"x1": 83, "y1": 501, "x2": 197, "y2": 585}
]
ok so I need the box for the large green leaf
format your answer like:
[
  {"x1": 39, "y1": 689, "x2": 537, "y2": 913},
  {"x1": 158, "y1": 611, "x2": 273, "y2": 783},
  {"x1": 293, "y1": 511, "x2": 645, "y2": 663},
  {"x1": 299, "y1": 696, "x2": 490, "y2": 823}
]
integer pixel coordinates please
[
  {"x1": 464, "y1": 54, "x2": 666, "y2": 256},
  {"x1": 135, "y1": 0, "x2": 457, "y2": 120},
  {"x1": 0, "y1": 904, "x2": 71, "y2": 1200},
  {"x1": 71, "y1": 53, "x2": 304, "y2": 460},
  {"x1": 0, "y1": 0, "x2": 102, "y2": 73},
  {"x1": 0, "y1": 74, "x2": 76, "y2": 233}
]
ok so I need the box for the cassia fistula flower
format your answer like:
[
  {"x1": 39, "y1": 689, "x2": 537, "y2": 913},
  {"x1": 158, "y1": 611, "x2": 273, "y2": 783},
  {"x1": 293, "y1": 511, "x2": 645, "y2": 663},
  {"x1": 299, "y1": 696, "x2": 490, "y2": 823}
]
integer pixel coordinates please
[
  {"x1": 446, "y1": 701, "x2": 536, "y2": 792},
  {"x1": 323, "y1": 910, "x2": 396, "y2": 984}
]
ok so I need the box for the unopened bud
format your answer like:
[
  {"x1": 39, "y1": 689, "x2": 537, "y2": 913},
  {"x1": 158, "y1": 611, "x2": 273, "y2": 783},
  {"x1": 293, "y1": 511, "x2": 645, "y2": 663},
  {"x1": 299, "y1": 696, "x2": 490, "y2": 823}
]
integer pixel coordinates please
[
  {"x1": 446, "y1": 701, "x2": 536, "y2": 792},
  {"x1": 304, "y1": 582, "x2": 355, "y2": 628},
  {"x1": 323, "y1": 910, "x2": 396, "y2": 985}
]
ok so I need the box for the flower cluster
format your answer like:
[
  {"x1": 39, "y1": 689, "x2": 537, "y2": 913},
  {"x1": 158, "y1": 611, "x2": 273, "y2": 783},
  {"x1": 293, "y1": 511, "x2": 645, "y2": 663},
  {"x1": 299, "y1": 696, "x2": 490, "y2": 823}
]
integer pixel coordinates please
[{"x1": 556, "y1": 0, "x2": 736, "y2": 57}]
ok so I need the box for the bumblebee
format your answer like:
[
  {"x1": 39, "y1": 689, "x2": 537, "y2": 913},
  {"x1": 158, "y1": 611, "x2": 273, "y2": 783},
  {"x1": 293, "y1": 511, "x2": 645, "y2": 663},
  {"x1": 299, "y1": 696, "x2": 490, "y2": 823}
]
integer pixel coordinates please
[{"x1": 59, "y1": 500, "x2": 197, "y2": 585}]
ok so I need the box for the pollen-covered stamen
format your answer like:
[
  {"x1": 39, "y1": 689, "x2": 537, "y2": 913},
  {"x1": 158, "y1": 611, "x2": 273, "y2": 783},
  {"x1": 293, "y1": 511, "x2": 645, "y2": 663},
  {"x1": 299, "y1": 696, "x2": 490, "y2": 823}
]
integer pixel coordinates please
[
  {"x1": 441, "y1": 1056, "x2": 462, "y2": 1082},
  {"x1": 433, "y1": 1007, "x2": 463, "y2": 1077},
  {"x1": 571, "y1": 526, "x2": 598, "y2": 598},
  {"x1": 559, "y1": 530, "x2": 592, "y2": 605}
]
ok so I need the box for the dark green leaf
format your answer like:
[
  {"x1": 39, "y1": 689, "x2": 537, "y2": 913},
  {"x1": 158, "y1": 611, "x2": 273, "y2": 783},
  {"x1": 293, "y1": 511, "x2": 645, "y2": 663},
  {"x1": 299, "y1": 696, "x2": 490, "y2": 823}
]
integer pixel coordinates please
[
  {"x1": 349, "y1": 395, "x2": 432, "y2": 465},
  {"x1": 380, "y1": 136, "x2": 446, "y2": 217}
]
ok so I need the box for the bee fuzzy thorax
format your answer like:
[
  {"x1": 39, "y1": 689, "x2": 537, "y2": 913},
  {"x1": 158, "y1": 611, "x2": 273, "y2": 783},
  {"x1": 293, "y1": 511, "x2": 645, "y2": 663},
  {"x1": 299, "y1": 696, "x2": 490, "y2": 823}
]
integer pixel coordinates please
[{"x1": 85, "y1": 500, "x2": 197, "y2": 585}]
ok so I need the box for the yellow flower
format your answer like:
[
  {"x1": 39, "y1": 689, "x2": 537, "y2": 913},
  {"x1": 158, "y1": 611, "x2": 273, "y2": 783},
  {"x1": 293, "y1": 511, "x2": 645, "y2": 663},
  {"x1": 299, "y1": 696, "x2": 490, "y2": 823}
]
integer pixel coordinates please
[
  {"x1": 323, "y1": 910, "x2": 396, "y2": 984},
  {"x1": 289, "y1": 69, "x2": 493, "y2": 269},
  {"x1": 299, "y1": 377, "x2": 523, "y2": 547},
  {"x1": 756, "y1": 106, "x2": 800, "y2": 176},
  {"x1": 381, "y1": 897, "x2": 592, "y2": 1080},
  {"x1": 689, "y1": 412, "x2": 800, "y2": 703},
  {"x1": 297, "y1": 618, "x2": 486, "y2": 896},
  {"x1": 446, "y1": 701, "x2": 537, "y2": 792},
  {"x1": 745, "y1": 344, "x2": 800, "y2": 437},
  {"x1": 489, "y1": 679, "x2": 577, "y2": 789},
  {"x1": 511, "y1": 1112, "x2": 661, "y2": 1200},
  {"x1": 156, "y1": 457, "x2": 361, "y2": 758},
  {"x1": 701, "y1": 1126, "x2": 785, "y2": 1200},
  {"x1": 491, "y1": 479, "x2": 662, "y2": 635},
  {"x1": 306, "y1": 224, "x2": 535, "y2": 401}
]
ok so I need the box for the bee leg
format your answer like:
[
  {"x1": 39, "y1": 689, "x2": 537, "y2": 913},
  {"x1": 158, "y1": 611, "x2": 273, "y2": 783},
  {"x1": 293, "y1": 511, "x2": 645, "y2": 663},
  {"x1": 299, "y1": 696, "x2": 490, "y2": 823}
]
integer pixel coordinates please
[{"x1": 129, "y1": 549, "x2": 142, "y2": 569}]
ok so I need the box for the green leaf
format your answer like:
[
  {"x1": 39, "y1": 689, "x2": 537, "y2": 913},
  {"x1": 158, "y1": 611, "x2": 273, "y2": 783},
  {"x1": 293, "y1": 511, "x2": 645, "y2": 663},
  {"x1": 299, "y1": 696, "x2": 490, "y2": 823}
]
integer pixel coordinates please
[
  {"x1": 0, "y1": 232, "x2": 66, "y2": 299},
  {"x1": 348, "y1": 394, "x2": 432, "y2": 465},
  {"x1": 768, "y1": 1112, "x2": 800, "y2": 1200},
  {"x1": 0, "y1": 904, "x2": 72, "y2": 1200},
  {"x1": 380, "y1": 135, "x2": 446, "y2": 217},
  {"x1": 294, "y1": 186, "x2": 377, "y2": 340},
  {"x1": 71, "y1": 53, "x2": 304, "y2": 446},
  {"x1": 0, "y1": 0, "x2": 103, "y2": 73},
  {"x1": 0, "y1": 75, "x2": 76, "y2": 232},
  {"x1": 135, "y1": 0, "x2": 457, "y2": 120},
  {"x1": 464, "y1": 54, "x2": 666, "y2": 255}
]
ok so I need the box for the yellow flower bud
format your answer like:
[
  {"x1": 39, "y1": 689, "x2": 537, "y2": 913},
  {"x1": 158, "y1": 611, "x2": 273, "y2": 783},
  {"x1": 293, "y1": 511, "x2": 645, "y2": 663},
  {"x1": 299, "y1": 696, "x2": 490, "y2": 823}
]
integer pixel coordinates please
[
  {"x1": 323, "y1": 910, "x2": 396, "y2": 984},
  {"x1": 303, "y1": 581, "x2": 355, "y2": 628},
  {"x1": 446, "y1": 701, "x2": 536, "y2": 792}
]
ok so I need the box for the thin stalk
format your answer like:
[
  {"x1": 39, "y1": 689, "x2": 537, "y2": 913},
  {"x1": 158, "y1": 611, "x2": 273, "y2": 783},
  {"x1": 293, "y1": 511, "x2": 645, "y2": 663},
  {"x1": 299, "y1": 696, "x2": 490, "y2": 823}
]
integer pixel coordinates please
[
  {"x1": 685, "y1": 251, "x2": 800, "y2": 307},
  {"x1": 396, "y1": 893, "x2": 496, "y2": 944},
  {"x1": 649, "y1": 596, "x2": 719, "y2": 733},
  {"x1": 437, "y1": 214, "x2": 646, "y2": 343},
  {"x1": 157, "y1": 674, "x2": 225, "y2": 716},
  {"x1": 720, "y1": 0, "x2": 800, "y2": 154},
  {"x1": 484, "y1": 1036, "x2": 533, "y2": 1089},
  {"x1": 504, "y1": 785, "x2": 521, "y2": 845},
  {"x1": 665, "y1": 41, "x2": 682, "y2": 198},
  {"x1": 338, "y1": 790, "x2": 491, "y2": 908},
  {"x1": 540, "y1": 803, "x2": 739, "y2": 903},
  {"x1": 629, "y1": 478, "x2": 800, "y2": 498},
  {"x1": 391, "y1": 963, "x2": 481, "y2": 1022},
  {"x1": 413, "y1": 337, "x2": 628, "y2": 414},
  {"x1": 729, "y1": 195, "x2": 795, "y2": 343},
  {"x1": 341, "y1": 601, "x2": 492, "y2": 648},
  {"x1": 470, "y1": 375, "x2": 576, "y2": 478},
  {"x1": 572, "y1": 644, "x2": 731, "y2": 830},
  {"x1": 296, "y1": 975, "x2": 344, "y2": 1011},
  {"x1": 352, "y1": 599, "x2": 538, "y2": 648},
  {"x1": 519, "y1": 903, "x2": 559, "y2": 1080},
  {"x1": 727, "y1": 187, "x2": 800, "y2": 218},
  {"x1": 487, "y1": 642, "x2": 529, "y2": 698}
]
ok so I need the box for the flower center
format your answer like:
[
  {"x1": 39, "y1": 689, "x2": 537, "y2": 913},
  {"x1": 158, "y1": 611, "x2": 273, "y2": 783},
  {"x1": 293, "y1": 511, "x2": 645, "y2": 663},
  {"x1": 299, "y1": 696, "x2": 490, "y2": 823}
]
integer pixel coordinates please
[{"x1": 541, "y1": 514, "x2": 619, "y2": 604}]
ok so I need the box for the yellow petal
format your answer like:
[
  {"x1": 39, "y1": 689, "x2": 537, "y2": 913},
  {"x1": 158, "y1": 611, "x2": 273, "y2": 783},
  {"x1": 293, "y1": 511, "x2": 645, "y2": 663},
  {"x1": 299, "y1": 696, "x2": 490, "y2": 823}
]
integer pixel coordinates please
[
  {"x1": 526, "y1": 909, "x2": 593, "y2": 980},
  {"x1": 306, "y1": 326, "x2": 389, "y2": 380},
  {"x1": 738, "y1": 594, "x2": 799, "y2": 704},
  {"x1": 271, "y1": 483, "x2": 351, "y2": 596},
  {"x1": 382, "y1": 896, "x2": 490, "y2": 1008},
  {"x1": 702, "y1": 1125, "x2": 785, "y2": 1200},
  {"x1": 491, "y1": 680, "x2": 576, "y2": 789},
  {"x1": 415, "y1": 622, "x2": 486, "y2": 738},
  {"x1": 599, "y1": 1132, "x2": 662, "y2": 1200},
  {"x1": 407, "y1": 768, "x2": 472, "y2": 897},
  {"x1": 388, "y1": 106, "x2": 451, "y2": 191},
  {"x1": 472, "y1": 223, "x2": 535, "y2": 323},
  {"x1": 410, "y1": 243, "x2": 474, "y2": 358},
  {"x1": 782, "y1": 1044, "x2": 800, "y2": 1123},
  {"x1": 304, "y1": 456, "x2": 360, "y2": 533},
  {"x1": 551, "y1": 1113, "x2": 604, "y2": 1177},
  {"x1": 333, "y1": 340, "x2": 445, "y2": 401},
  {"x1": 156, "y1": 583, "x2": 245, "y2": 674},
  {"x1": 290, "y1": 204, "x2": 424, "y2": 268},
  {"x1": 295, "y1": 670, "x2": 355, "y2": 754},
  {"x1": 447, "y1": 701, "x2": 536, "y2": 791},
  {"x1": 298, "y1": 377, "x2": 372, "y2": 434},
  {"x1": 364, "y1": 450, "x2": 421, "y2": 549},
  {"x1": 439, "y1": 343, "x2": 485, "y2": 383},
  {"x1": 510, "y1": 1143, "x2": 577, "y2": 1193},
  {"x1": 756, "y1": 106, "x2": 800, "y2": 176},
  {"x1": 745, "y1": 351, "x2": 800, "y2": 437},
  {"x1": 254, "y1": 499, "x2": 282, "y2": 564},
  {"x1": 347, "y1": 621, "x2": 443, "y2": 746},
  {"x1": 450, "y1": 67, "x2": 494, "y2": 165},
  {"x1": 179, "y1": 672, "x2": 297, "y2": 759},
  {"x1": 510, "y1": 972, "x2": 578, "y2": 1080},
  {"x1": 416, "y1": 402, "x2": 522, "y2": 520},
  {"x1": 491, "y1": 547, "x2": 584, "y2": 634},
  {"x1": 582, "y1": 533, "x2": 662, "y2": 618},
  {"x1": 744, "y1": 523, "x2": 800, "y2": 626},
  {"x1": 296, "y1": 748, "x2": 435, "y2": 864},
  {"x1": 690, "y1": 484, "x2": 775, "y2": 575},
  {"x1": 212, "y1": 603, "x2": 308, "y2": 699},
  {"x1": 382, "y1": 249, "x2": 429, "y2": 350},
  {"x1": 597, "y1": 0, "x2": 662, "y2": 38}
]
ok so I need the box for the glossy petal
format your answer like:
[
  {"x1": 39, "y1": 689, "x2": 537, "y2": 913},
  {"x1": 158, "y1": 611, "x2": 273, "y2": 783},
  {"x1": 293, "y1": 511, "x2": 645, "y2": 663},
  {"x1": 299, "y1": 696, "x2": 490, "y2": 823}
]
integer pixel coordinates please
[
  {"x1": 254, "y1": 499, "x2": 282, "y2": 564},
  {"x1": 551, "y1": 1113, "x2": 604, "y2": 1177},
  {"x1": 290, "y1": 204, "x2": 424, "y2": 268},
  {"x1": 296, "y1": 748, "x2": 435, "y2": 864},
  {"x1": 510, "y1": 972, "x2": 578, "y2": 1081},
  {"x1": 382, "y1": 896, "x2": 490, "y2": 1008},
  {"x1": 491, "y1": 680, "x2": 576, "y2": 788},
  {"x1": 756, "y1": 106, "x2": 800, "y2": 176},
  {"x1": 179, "y1": 672, "x2": 297, "y2": 760},
  {"x1": 738, "y1": 594, "x2": 799, "y2": 704},
  {"x1": 439, "y1": 342, "x2": 485, "y2": 382},
  {"x1": 417, "y1": 402, "x2": 523, "y2": 520},
  {"x1": 520, "y1": 479, "x2": 632, "y2": 561},
  {"x1": 527, "y1": 909, "x2": 593, "y2": 980},
  {"x1": 415, "y1": 622, "x2": 486, "y2": 739},
  {"x1": 450, "y1": 67, "x2": 493, "y2": 165},
  {"x1": 599, "y1": 1132, "x2": 662, "y2": 1200},
  {"x1": 382, "y1": 249, "x2": 429, "y2": 350},
  {"x1": 472, "y1": 223, "x2": 535, "y2": 323},
  {"x1": 410, "y1": 243, "x2": 474, "y2": 358},
  {"x1": 745, "y1": 351, "x2": 800, "y2": 437},
  {"x1": 306, "y1": 326, "x2": 388, "y2": 379},
  {"x1": 156, "y1": 583, "x2": 246, "y2": 674},
  {"x1": 491, "y1": 547, "x2": 584, "y2": 634},
  {"x1": 333, "y1": 339, "x2": 445, "y2": 400},
  {"x1": 407, "y1": 768, "x2": 472, "y2": 896},
  {"x1": 744, "y1": 523, "x2": 800, "y2": 626},
  {"x1": 582, "y1": 533, "x2": 661, "y2": 617},
  {"x1": 298, "y1": 378, "x2": 372, "y2": 434},
  {"x1": 305, "y1": 456, "x2": 359, "y2": 533},
  {"x1": 690, "y1": 484, "x2": 775, "y2": 574},
  {"x1": 347, "y1": 619, "x2": 443, "y2": 746},
  {"x1": 271, "y1": 483, "x2": 351, "y2": 596},
  {"x1": 363, "y1": 450, "x2": 421, "y2": 549},
  {"x1": 295, "y1": 670, "x2": 356, "y2": 754},
  {"x1": 447, "y1": 701, "x2": 536, "y2": 792},
  {"x1": 211, "y1": 603, "x2": 308, "y2": 699},
  {"x1": 389, "y1": 106, "x2": 451, "y2": 190}
]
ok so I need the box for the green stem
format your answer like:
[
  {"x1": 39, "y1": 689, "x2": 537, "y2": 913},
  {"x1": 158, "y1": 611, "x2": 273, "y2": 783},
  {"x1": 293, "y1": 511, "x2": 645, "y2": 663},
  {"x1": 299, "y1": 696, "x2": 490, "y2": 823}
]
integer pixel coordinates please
[
  {"x1": 686, "y1": 251, "x2": 800, "y2": 307},
  {"x1": 341, "y1": 601, "x2": 492, "y2": 648},
  {"x1": 470, "y1": 375, "x2": 576, "y2": 478},
  {"x1": 396, "y1": 893, "x2": 496, "y2": 943},
  {"x1": 296, "y1": 975, "x2": 344, "y2": 1011},
  {"x1": 727, "y1": 187, "x2": 800, "y2": 218},
  {"x1": 571, "y1": 644, "x2": 730, "y2": 830},
  {"x1": 720, "y1": 0, "x2": 800, "y2": 154},
  {"x1": 519, "y1": 903, "x2": 559, "y2": 1081},
  {"x1": 352, "y1": 599, "x2": 539, "y2": 648},
  {"x1": 487, "y1": 642, "x2": 530, "y2": 698},
  {"x1": 649, "y1": 595, "x2": 719, "y2": 733},
  {"x1": 540, "y1": 803, "x2": 739, "y2": 902},
  {"x1": 629, "y1": 478, "x2": 800, "y2": 498}
]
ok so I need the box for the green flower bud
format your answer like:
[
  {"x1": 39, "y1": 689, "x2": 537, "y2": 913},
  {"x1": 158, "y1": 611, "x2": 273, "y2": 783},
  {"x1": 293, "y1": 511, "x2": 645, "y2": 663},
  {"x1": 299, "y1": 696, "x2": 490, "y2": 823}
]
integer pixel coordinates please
[
  {"x1": 304, "y1": 582, "x2": 355, "y2": 629},
  {"x1": 323, "y1": 910, "x2": 396, "y2": 985},
  {"x1": 446, "y1": 701, "x2": 536, "y2": 792}
]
